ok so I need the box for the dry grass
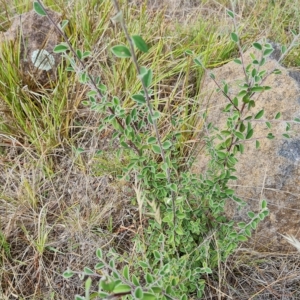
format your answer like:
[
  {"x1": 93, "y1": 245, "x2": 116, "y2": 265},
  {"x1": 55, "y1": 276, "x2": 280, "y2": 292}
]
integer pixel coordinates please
[
  {"x1": 203, "y1": 249, "x2": 300, "y2": 299},
  {"x1": 0, "y1": 0, "x2": 300, "y2": 299}
]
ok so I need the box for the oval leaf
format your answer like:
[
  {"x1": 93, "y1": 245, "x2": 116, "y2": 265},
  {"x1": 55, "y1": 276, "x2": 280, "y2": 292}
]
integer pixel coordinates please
[
  {"x1": 132, "y1": 35, "x2": 149, "y2": 52},
  {"x1": 231, "y1": 32, "x2": 239, "y2": 43},
  {"x1": 246, "y1": 129, "x2": 253, "y2": 139},
  {"x1": 135, "y1": 287, "x2": 144, "y2": 299},
  {"x1": 152, "y1": 145, "x2": 161, "y2": 154},
  {"x1": 132, "y1": 94, "x2": 146, "y2": 104},
  {"x1": 53, "y1": 43, "x2": 69, "y2": 53},
  {"x1": 113, "y1": 284, "x2": 131, "y2": 294},
  {"x1": 111, "y1": 45, "x2": 131, "y2": 58},
  {"x1": 255, "y1": 109, "x2": 264, "y2": 119},
  {"x1": 33, "y1": 1, "x2": 46, "y2": 16}
]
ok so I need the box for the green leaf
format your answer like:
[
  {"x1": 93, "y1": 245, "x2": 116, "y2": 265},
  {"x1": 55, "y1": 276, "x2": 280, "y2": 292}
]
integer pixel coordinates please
[
  {"x1": 60, "y1": 20, "x2": 69, "y2": 31},
  {"x1": 253, "y1": 42, "x2": 262, "y2": 50},
  {"x1": 113, "y1": 97, "x2": 120, "y2": 106},
  {"x1": 132, "y1": 275, "x2": 140, "y2": 287},
  {"x1": 194, "y1": 58, "x2": 202, "y2": 66},
  {"x1": 251, "y1": 86, "x2": 265, "y2": 92},
  {"x1": 233, "y1": 58, "x2": 242, "y2": 64},
  {"x1": 255, "y1": 109, "x2": 264, "y2": 119},
  {"x1": 169, "y1": 183, "x2": 177, "y2": 193},
  {"x1": 267, "y1": 133, "x2": 275, "y2": 139},
  {"x1": 109, "y1": 259, "x2": 115, "y2": 268},
  {"x1": 281, "y1": 45, "x2": 287, "y2": 54},
  {"x1": 238, "y1": 235, "x2": 248, "y2": 242},
  {"x1": 33, "y1": 1, "x2": 46, "y2": 16},
  {"x1": 75, "y1": 296, "x2": 85, "y2": 300},
  {"x1": 275, "y1": 112, "x2": 281, "y2": 119},
  {"x1": 263, "y1": 210, "x2": 269, "y2": 216},
  {"x1": 233, "y1": 97, "x2": 239, "y2": 106},
  {"x1": 113, "y1": 284, "x2": 131, "y2": 294},
  {"x1": 76, "y1": 49, "x2": 82, "y2": 59},
  {"x1": 155, "y1": 173, "x2": 166, "y2": 179},
  {"x1": 152, "y1": 111, "x2": 160, "y2": 120},
  {"x1": 135, "y1": 287, "x2": 144, "y2": 299},
  {"x1": 245, "y1": 227, "x2": 252, "y2": 237},
  {"x1": 125, "y1": 114, "x2": 131, "y2": 125},
  {"x1": 111, "y1": 45, "x2": 131, "y2": 58},
  {"x1": 82, "y1": 51, "x2": 91, "y2": 58},
  {"x1": 122, "y1": 265, "x2": 130, "y2": 280},
  {"x1": 283, "y1": 133, "x2": 290, "y2": 138},
  {"x1": 84, "y1": 267, "x2": 94, "y2": 275},
  {"x1": 227, "y1": 9, "x2": 234, "y2": 18},
  {"x1": 139, "y1": 67, "x2": 153, "y2": 88},
  {"x1": 132, "y1": 35, "x2": 149, "y2": 52},
  {"x1": 256, "y1": 140, "x2": 260, "y2": 149},
  {"x1": 223, "y1": 83, "x2": 229, "y2": 95},
  {"x1": 151, "y1": 286, "x2": 162, "y2": 293},
  {"x1": 152, "y1": 144, "x2": 161, "y2": 154},
  {"x1": 225, "y1": 189, "x2": 234, "y2": 195},
  {"x1": 239, "y1": 122, "x2": 246, "y2": 132},
  {"x1": 234, "y1": 132, "x2": 244, "y2": 140},
  {"x1": 291, "y1": 29, "x2": 298, "y2": 36},
  {"x1": 141, "y1": 292, "x2": 156, "y2": 300},
  {"x1": 246, "y1": 129, "x2": 253, "y2": 139},
  {"x1": 231, "y1": 32, "x2": 239, "y2": 43},
  {"x1": 261, "y1": 199, "x2": 267, "y2": 209},
  {"x1": 132, "y1": 94, "x2": 146, "y2": 104},
  {"x1": 248, "y1": 211, "x2": 255, "y2": 218},
  {"x1": 216, "y1": 151, "x2": 226, "y2": 159},
  {"x1": 95, "y1": 262, "x2": 105, "y2": 269},
  {"x1": 263, "y1": 48, "x2": 274, "y2": 56},
  {"x1": 147, "y1": 137, "x2": 156, "y2": 144},
  {"x1": 145, "y1": 273, "x2": 154, "y2": 284},
  {"x1": 263, "y1": 86, "x2": 271, "y2": 90},
  {"x1": 85, "y1": 277, "x2": 92, "y2": 290},
  {"x1": 98, "y1": 292, "x2": 109, "y2": 298},
  {"x1": 259, "y1": 57, "x2": 266, "y2": 66},
  {"x1": 265, "y1": 121, "x2": 271, "y2": 129},
  {"x1": 153, "y1": 250, "x2": 161, "y2": 260},
  {"x1": 63, "y1": 270, "x2": 74, "y2": 279},
  {"x1": 79, "y1": 72, "x2": 88, "y2": 84},
  {"x1": 162, "y1": 140, "x2": 172, "y2": 149},
  {"x1": 53, "y1": 43, "x2": 69, "y2": 53},
  {"x1": 251, "y1": 220, "x2": 258, "y2": 229},
  {"x1": 210, "y1": 73, "x2": 215, "y2": 79},
  {"x1": 238, "y1": 222, "x2": 246, "y2": 228},
  {"x1": 294, "y1": 117, "x2": 300, "y2": 122}
]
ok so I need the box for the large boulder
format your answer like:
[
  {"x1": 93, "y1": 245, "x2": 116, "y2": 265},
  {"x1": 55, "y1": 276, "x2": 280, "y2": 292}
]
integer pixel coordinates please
[
  {"x1": 193, "y1": 44, "x2": 300, "y2": 252},
  {"x1": 0, "y1": 9, "x2": 62, "y2": 87}
]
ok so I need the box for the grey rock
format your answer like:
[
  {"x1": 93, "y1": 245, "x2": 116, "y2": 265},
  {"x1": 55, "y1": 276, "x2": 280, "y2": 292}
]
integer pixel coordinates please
[
  {"x1": 0, "y1": 9, "x2": 62, "y2": 87},
  {"x1": 193, "y1": 45, "x2": 300, "y2": 252}
]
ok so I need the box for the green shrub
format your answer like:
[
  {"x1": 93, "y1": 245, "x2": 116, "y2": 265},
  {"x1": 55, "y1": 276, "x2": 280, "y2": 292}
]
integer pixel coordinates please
[{"x1": 33, "y1": 1, "x2": 299, "y2": 299}]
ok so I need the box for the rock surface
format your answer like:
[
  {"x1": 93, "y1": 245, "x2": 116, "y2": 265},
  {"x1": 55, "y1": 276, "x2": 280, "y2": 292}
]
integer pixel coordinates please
[
  {"x1": 0, "y1": 9, "x2": 62, "y2": 87},
  {"x1": 193, "y1": 44, "x2": 300, "y2": 252}
]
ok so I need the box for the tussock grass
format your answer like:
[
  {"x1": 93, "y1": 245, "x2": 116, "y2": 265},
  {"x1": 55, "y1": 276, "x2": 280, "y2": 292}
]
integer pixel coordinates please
[{"x1": 0, "y1": 0, "x2": 300, "y2": 299}]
